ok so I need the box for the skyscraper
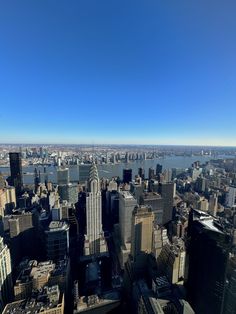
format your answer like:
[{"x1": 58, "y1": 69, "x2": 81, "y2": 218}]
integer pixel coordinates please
[
  {"x1": 156, "y1": 164, "x2": 162, "y2": 176},
  {"x1": 0, "y1": 237, "x2": 13, "y2": 311},
  {"x1": 186, "y1": 209, "x2": 231, "y2": 314},
  {"x1": 138, "y1": 167, "x2": 145, "y2": 180},
  {"x1": 158, "y1": 182, "x2": 175, "y2": 224},
  {"x1": 57, "y1": 168, "x2": 69, "y2": 185},
  {"x1": 131, "y1": 205, "x2": 154, "y2": 270},
  {"x1": 9, "y1": 152, "x2": 23, "y2": 197},
  {"x1": 84, "y1": 163, "x2": 106, "y2": 256},
  {"x1": 123, "y1": 169, "x2": 132, "y2": 184}
]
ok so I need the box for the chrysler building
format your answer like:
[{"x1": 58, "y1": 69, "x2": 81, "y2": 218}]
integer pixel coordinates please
[{"x1": 84, "y1": 162, "x2": 107, "y2": 256}]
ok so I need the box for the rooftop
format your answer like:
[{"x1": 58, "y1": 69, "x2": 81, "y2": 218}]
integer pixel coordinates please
[
  {"x1": 3, "y1": 285, "x2": 63, "y2": 314},
  {"x1": 47, "y1": 221, "x2": 69, "y2": 231}
]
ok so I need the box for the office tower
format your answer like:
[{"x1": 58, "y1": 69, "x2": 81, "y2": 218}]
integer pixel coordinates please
[
  {"x1": 34, "y1": 168, "x2": 40, "y2": 193},
  {"x1": 57, "y1": 168, "x2": 69, "y2": 185},
  {"x1": 84, "y1": 163, "x2": 106, "y2": 256},
  {"x1": 142, "y1": 192, "x2": 163, "y2": 225},
  {"x1": 78, "y1": 164, "x2": 91, "y2": 184},
  {"x1": 209, "y1": 193, "x2": 218, "y2": 216},
  {"x1": 0, "y1": 173, "x2": 5, "y2": 189},
  {"x1": 195, "y1": 176, "x2": 206, "y2": 193},
  {"x1": 157, "y1": 241, "x2": 186, "y2": 284},
  {"x1": 186, "y1": 209, "x2": 231, "y2": 314},
  {"x1": 123, "y1": 169, "x2": 132, "y2": 184},
  {"x1": 119, "y1": 191, "x2": 137, "y2": 246},
  {"x1": 106, "y1": 190, "x2": 119, "y2": 226},
  {"x1": 158, "y1": 182, "x2": 175, "y2": 225},
  {"x1": 156, "y1": 164, "x2": 162, "y2": 176},
  {"x1": 45, "y1": 221, "x2": 69, "y2": 261},
  {"x1": 226, "y1": 186, "x2": 236, "y2": 208},
  {"x1": 148, "y1": 168, "x2": 155, "y2": 180},
  {"x1": 223, "y1": 269, "x2": 236, "y2": 314},
  {"x1": 0, "y1": 237, "x2": 12, "y2": 311},
  {"x1": 152, "y1": 225, "x2": 169, "y2": 259},
  {"x1": 3, "y1": 211, "x2": 38, "y2": 265},
  {"x1": 58, "y1": 183, "x2": 78, "y2": 204},
  {"x1": 163, "y1": 168, "x2": 172, "y2": 183},
  {"x1": 0, "y1": 186, "x2": 16, "y2": 216},
  {"x1": 191, "y1": 167, "x2": 202, "y2": 181},
  {"x1": 9, "y1": 152, "x2": 23, "y2": 197},
  {"x1": 130, "y1": 181, "x2": 143, "y2": 204},
  {"x1": 197, "y1": 198, "x2": 209, "y2": 211},
  {"x1": 138, "y1": 168, "x2": 145, "y2": 180},
  {"x1": 125, "y1": 152, "x2": 129, "y2": 163},
  {"x1": 131, "y1": 206, "x2": 154, "y2": 270},
  {"x1": 107, "y1": 179, "x2": 118, "y2": 192}
]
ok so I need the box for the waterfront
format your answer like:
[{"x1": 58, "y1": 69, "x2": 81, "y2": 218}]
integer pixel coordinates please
[{"x1": 0, "y1": 155, "x2": 228, "y2": 184}]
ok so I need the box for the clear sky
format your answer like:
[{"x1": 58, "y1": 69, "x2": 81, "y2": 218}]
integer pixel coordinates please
[{"x1": 0, "y1": 0, "x2": 235, "y2": 146}]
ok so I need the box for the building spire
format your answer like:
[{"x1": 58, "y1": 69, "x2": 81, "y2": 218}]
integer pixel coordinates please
[{"x1": 89, "y1": 162, "x2": 99, "y2": 183}]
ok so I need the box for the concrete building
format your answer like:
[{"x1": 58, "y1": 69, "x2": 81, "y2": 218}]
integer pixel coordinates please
[
  {"x1": 0, "y1": 237, "x2": 12, "y2": 311},
  {"x1": 45, "y1": 221, "x2": 69, "y2": 261},
  {"x1": 158, "y1": 182, "x2": 175, "y2": 225},
  {"x1": 119, "y1": 191, "x2": 137, "y2": 266},
  {"x1": 14, "y1": 259, "x2": 68, "y2": 301},
  {"x1": 209, "y1": 193, "x2": 218, "y2": 216},
  {"x1": 142, "y1": 192, "x2": 163, "y2": 225},
  {"x1": 131, "y1": 206, "x2": 154, "y2": 271},
  {"x1": 197, "y1": 197, "x2": 209, "y2": 211},
  {"x1": 152, "y1": 225, "x2": 169, "y2": 259},
  {"x1": 0, "y1": 186, "x2": 16, "y2": 216},
  {"x1": 157, "y1": 241, "x2": 186, "y2": 284},
  {"x1": 3, "y1": 285, "x2": 64, "y2": 314},
  {"x1": 119, "y1": 191, "x2": 137, "y2": 246}
]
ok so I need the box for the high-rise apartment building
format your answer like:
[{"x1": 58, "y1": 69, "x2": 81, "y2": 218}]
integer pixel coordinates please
[{"x1": 9, "y1": 152, "x2": 23, "y2": 197}]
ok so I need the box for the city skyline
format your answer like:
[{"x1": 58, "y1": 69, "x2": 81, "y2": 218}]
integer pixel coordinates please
[{"x1": 0, "y1": 0, "x2": 236, "y2": 146}]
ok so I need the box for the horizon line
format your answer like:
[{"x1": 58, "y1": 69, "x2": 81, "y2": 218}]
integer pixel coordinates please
[{"x1": 0, "y1": 142, "x2": 236, "y2": 148}]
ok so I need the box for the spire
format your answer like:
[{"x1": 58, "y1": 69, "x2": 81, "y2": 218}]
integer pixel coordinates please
[{"x1": 89, "y1": 162, "x2": 99, "y2": 183}]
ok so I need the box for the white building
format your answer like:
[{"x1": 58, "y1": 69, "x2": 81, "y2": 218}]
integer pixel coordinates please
[{"x1": 0, "y1": 237, "x2": 12, "y2": 311}]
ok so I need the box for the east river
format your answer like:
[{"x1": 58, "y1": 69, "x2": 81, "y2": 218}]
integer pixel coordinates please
[{"x1": 0, "y1": 155, "x2": 232, "y2": 185}]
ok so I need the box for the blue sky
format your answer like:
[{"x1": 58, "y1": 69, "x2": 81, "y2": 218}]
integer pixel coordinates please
[{"x1": 0, "y1": 0, "x2": 235, "y2": 145}]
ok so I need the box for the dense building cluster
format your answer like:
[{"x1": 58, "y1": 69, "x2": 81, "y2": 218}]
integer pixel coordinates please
[{"x1": 0, "y1": 148, "x2": 236, "y2": 313}]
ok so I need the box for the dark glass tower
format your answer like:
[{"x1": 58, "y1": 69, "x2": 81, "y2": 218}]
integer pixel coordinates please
[
  {"x1": 186, "y1": 209, "x2": 231, "y2": 314},
  {"x1": 9, "y1": 152, "x2": 23, "y2": 197},
  {"x1": 123, "y1": 169, "x2": 132, "y2": 184},
  {"x1": 156, "y1": 163, "x2": 163, "y2": 176}
]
